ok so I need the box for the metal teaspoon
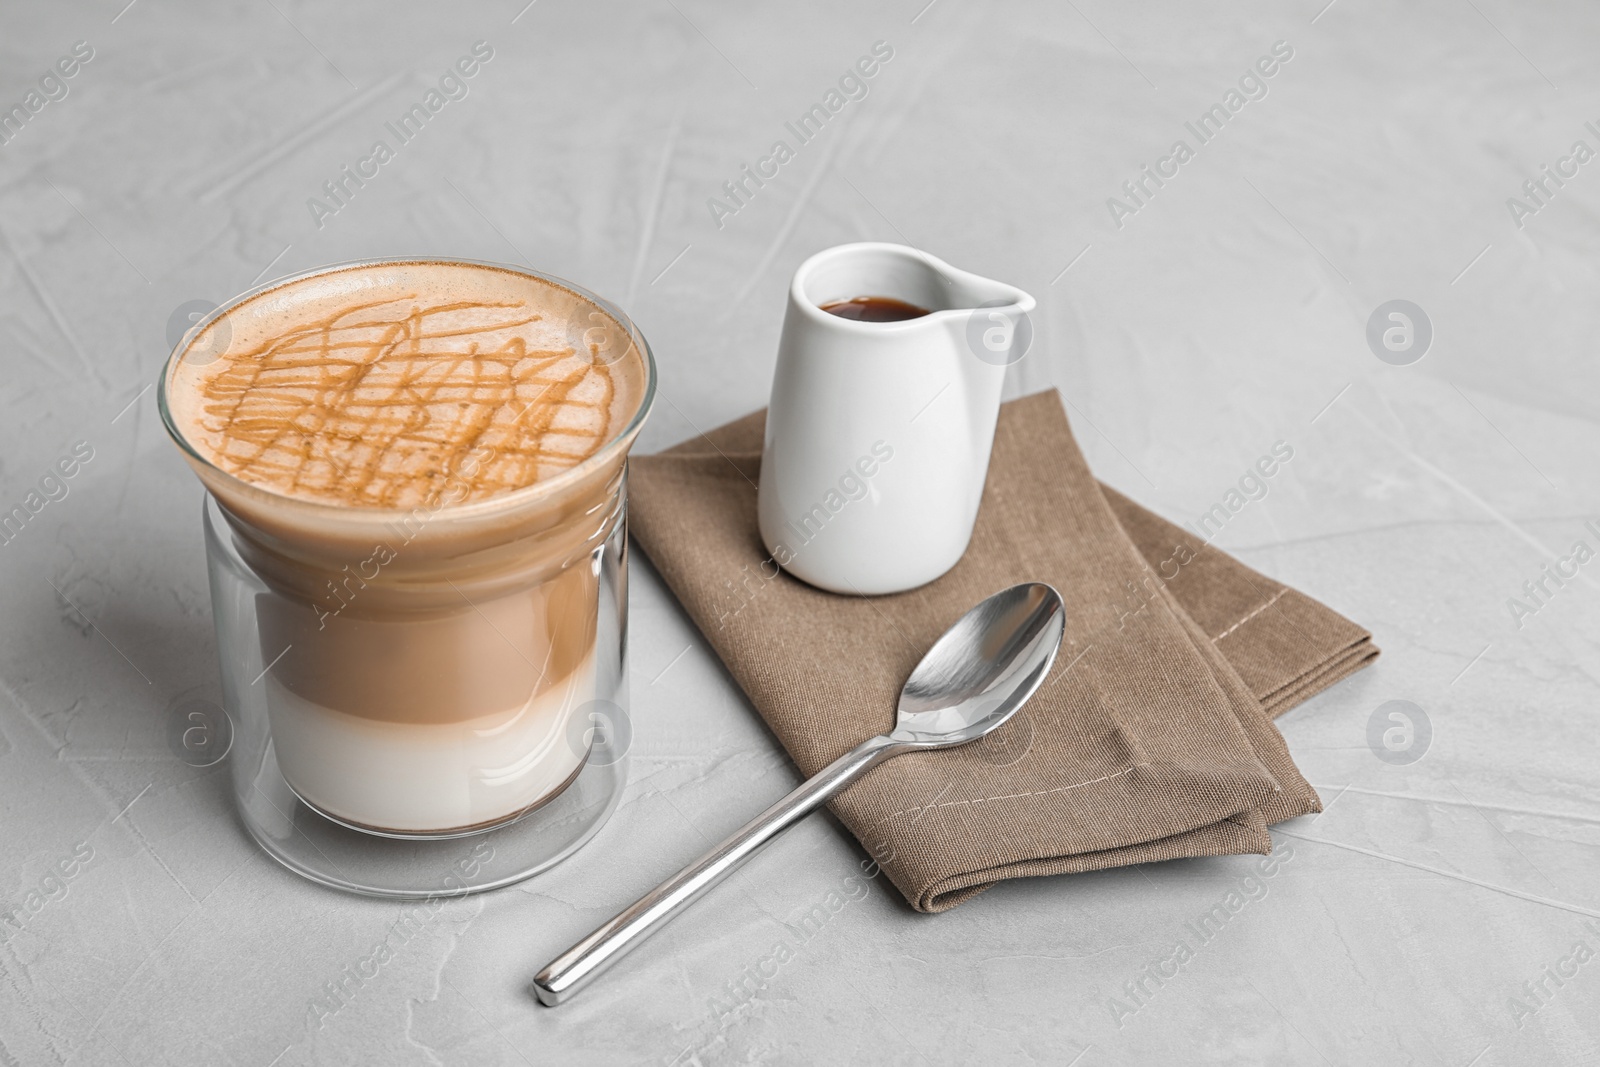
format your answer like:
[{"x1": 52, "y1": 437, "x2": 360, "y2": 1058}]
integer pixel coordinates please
[{"x1": 532, "y1": 581, "x2": 1066, "y2": 1006}]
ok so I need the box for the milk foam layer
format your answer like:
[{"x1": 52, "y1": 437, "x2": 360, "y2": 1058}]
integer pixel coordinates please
[
  {"x1": 166, "y1": 261, "x2": 647, "y2": 509},
  {"x1": 267, "y1": 649, "x2": 594, "y2": 833}
]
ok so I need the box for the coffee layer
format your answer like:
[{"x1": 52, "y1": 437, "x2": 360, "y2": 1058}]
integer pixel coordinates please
[{"x1": 166, "y1": 261, "x2": 647, "y2": 509}]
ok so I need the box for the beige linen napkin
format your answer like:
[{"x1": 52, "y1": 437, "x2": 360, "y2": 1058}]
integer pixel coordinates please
[{"x1": 628, "y1": 390, "x2": 1376, "y2": 912}]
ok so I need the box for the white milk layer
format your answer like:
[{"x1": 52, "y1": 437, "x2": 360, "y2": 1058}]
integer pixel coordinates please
[{"x1": 265, "y1": 650, "x2": 594, "y2": 833}]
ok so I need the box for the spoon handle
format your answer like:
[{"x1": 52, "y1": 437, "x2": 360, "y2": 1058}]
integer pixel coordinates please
[{"x1": 532, "y1": 733, "x2": 901, "y2": 1006}]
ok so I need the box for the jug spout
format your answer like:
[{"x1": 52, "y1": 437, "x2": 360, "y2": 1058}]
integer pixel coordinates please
[
  {"x1": 939, "y1": 262, "x2": 1036, "y2": 316},
  {"x1": 930, "y1": 257, "x2": 1035, "y2": 373}
]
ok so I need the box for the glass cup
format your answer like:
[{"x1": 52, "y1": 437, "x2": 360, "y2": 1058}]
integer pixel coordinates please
[{"x1": 158, "y1": 258, "x2": 656, "y2": 898}]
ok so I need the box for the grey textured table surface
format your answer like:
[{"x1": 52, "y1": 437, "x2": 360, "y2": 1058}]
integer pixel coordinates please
[{"x1": 3, "y1": 1, "x2": 1599, "y2": 1064}]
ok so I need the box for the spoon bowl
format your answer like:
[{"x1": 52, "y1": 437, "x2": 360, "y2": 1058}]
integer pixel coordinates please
[{"x1": 892, "y1": 582, "x2": 1065, "y2": 747}]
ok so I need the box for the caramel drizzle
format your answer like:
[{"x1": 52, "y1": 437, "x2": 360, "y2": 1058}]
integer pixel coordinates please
[{"x1": 198, "y1": 296, "x2": 616, "y2": 507}]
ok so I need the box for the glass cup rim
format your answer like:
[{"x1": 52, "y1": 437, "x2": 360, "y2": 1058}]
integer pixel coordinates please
[{"x1": 157, "y1": 255, "x2": 658, "y2": 521}]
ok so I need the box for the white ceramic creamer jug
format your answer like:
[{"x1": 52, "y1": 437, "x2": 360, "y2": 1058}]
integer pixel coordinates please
[{"x1": 757, "y1": 242, "x2": 1035, "y2": 595}]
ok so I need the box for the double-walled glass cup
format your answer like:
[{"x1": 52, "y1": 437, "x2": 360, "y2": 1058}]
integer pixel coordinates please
[{"x1": 159, "y1": 259, "x2": 656, "y2": 898}]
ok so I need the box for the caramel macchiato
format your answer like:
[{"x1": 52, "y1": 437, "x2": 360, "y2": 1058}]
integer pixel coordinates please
[{"x1": 163, "y1": 260, "x2": 652, "y2": 835}]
